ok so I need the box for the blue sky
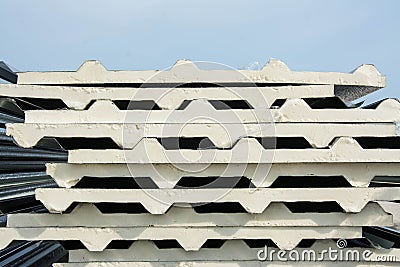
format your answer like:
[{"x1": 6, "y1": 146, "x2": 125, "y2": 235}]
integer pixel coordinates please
[{"x1": 1, "y1": 0, "x2": 399, "y2": 102}]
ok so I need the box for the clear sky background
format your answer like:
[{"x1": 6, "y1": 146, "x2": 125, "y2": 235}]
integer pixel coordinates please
[{"x1": 1, "y1": 0, "x2": 399, "y2": 103}]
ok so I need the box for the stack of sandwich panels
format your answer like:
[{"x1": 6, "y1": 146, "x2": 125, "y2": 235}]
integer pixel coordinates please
[{"x1": 1, "y1": 59, "x2": 400, "y2": 266}]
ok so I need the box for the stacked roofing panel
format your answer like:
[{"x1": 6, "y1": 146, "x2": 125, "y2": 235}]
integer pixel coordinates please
[{"x1": 0, "y1": 59, "x2": 399, "y2": 265}]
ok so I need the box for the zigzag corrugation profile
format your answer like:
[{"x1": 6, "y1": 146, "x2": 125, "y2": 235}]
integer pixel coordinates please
[
  {"x1": 23, "y1": 98, "x2": 400, "y2": 123},
  {"x1": 46, "y1": 162, "x2": 400, "y2": 188},
  {"x1": 67, "y1": 240, "x2": 400, "y2": 262},
  {"x1": 67, "y1": 137, "x2": 400, "y2": 163},
  {"x1": 0, "y1": 225, "x2": 362, "y2": 251},
  {"x1": 35, "y1": 187, "x2": 400, "y2": 214},
  {"x1": 0, "y1": 84, "x2": 334, "y2": 109},
  {"x1": 17, "y1": 59, "x2": 385, "y2": 88},
  {"x1": 7, "y1": 122, "x2": 397, "y2": 149},
  {"x1": 7, "y1": 202, "x2": 392, "y2": 227}
]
